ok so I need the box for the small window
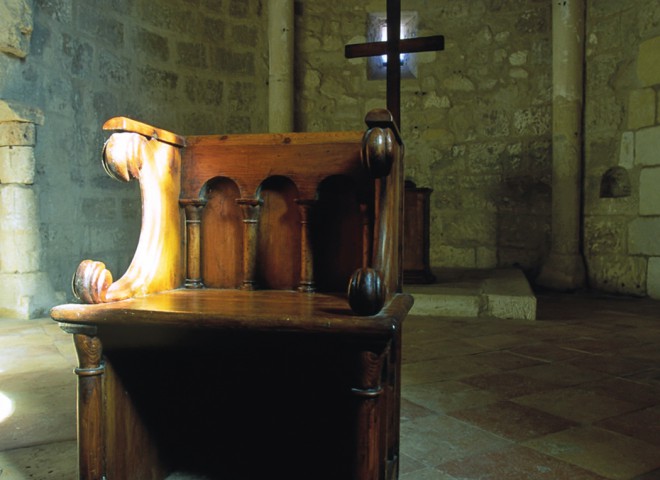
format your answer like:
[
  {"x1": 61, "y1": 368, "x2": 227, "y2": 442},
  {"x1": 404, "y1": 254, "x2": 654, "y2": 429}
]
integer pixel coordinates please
[{"x1": 367, "y1": 11, "x2": 418, "y2": 80}]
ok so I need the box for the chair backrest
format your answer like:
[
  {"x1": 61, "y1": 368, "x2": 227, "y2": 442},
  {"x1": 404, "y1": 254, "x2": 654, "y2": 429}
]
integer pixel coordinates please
[
  {"x1": 180, "y1": 131, "x2": 372, "y2": 293},
  {"x1": 73, "y1": 109, "x2": 404, "y2": 316}
]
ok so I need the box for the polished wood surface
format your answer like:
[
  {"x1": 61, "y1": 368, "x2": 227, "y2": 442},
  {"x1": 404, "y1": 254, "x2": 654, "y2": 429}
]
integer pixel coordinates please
[
  {"x1": 53, "y1": 109, "x2": 411, "y2": 480},
  {"x1": 52, "y1": 289, "x2": 412, "y2": 337}
]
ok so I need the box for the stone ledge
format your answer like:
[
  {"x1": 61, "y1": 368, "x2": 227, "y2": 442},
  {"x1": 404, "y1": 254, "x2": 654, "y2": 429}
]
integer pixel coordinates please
[
  {"x1": 405, "y1": 268, "x2": 537, "y2": 320},
  {"x1": 0, "y1": 100, "x2": 44, "y2": 124}
]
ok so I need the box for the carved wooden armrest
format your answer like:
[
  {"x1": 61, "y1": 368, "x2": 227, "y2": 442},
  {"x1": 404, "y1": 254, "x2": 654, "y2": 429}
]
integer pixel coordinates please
[
  {"x1": 72, "y1": 117, "x2": 185, "y2": 304},
  {"x1": 348, "y1": 109, "x2": 404, "y2": 315}
]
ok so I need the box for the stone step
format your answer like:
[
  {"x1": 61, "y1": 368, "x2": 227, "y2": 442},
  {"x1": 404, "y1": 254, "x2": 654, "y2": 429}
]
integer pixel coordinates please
[{"x1": 404, "y1": 268, "x2": 537, "y2": 320}]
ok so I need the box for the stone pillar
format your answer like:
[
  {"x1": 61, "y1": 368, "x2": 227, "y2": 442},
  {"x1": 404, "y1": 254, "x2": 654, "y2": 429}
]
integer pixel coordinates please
[
  {"x1": 0, "y1": 100, "x2": 63, "y2": 318},
  {"x1": 537, "y1": 0, "x2": 586, "y2": 290},
  {"x1": 268, "y1": 0, "x2": 294, "y2": 132}
]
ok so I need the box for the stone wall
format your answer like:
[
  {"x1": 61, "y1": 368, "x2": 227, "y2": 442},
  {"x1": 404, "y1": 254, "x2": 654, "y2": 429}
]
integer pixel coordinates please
[
  {"x1": 0, "y1": 0, "x2": 268, "y2": 302},
  {"x1": 296, "y1": 0, "x2": 553, "y2": 275},
  {"x1": 583, "y1": 0, "x2": 660, "y2": 297}
]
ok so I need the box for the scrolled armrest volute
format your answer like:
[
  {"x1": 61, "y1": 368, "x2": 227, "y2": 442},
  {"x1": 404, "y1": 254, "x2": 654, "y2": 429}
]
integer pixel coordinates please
[
  {"x1": 74, "y1": 125, "x2": 184, "y2": 304},
  {"x1": 73, "y1": 260, "x2": 113, "y2": 304},
  {"x1": 102, "y1": 132, "x2": 146, "y2": 182},
  {"x1": 348, "y1": 267, "x2": 385, "y2": 316},
  {"x1": 361, "y1": 127, "x2": 395, "y2": 178}
]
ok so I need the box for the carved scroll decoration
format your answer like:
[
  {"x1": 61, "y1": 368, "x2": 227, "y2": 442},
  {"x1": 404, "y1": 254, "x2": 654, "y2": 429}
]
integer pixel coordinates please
[
  {"x1": 73, "y1": 125, "x2": 183, "y2": 303},
  {"x1": 348, "y1": 109, "x2": 403, "y2": 316}
]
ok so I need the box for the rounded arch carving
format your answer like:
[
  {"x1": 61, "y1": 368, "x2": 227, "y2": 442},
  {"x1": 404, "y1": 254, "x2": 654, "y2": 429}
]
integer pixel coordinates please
[
  {"x1": 201, "y1": 176, "x2": 243, "y2": 288},
  {"x1": 312, "y1": 175, "x2": 369, "y2": 292},
  {"x1": 256, "y1": 175, "x2": 301, "y2": 290}
]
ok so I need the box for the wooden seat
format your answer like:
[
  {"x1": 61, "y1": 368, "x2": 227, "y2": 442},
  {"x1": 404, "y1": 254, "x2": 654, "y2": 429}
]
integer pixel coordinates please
[{"x1": 51, "y1": 109, "x2": 412, "y2": 480}]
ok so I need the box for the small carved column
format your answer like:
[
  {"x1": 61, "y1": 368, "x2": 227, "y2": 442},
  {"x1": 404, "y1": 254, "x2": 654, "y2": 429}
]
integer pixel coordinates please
[
  {"x1": 351, "y1": 345, "x2": 388, "y2": 480},
  {"x1": 237, "y1": 198, "x2": 262, "y2": 290},
  {"x1": 181, "y1": 199, "x2": 207, "y2": 288},
  {"x1": 60, "y1": 324, "x2": 105, "y2": 480},
  {"x1": 295, "y1": 199, "x2": 316, "y2": 292}
]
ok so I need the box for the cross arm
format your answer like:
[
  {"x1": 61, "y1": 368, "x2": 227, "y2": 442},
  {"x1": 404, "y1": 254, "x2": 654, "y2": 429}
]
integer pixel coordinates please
[{"x1": 345, "y1": 35, "x2": 444, "y2": 59}]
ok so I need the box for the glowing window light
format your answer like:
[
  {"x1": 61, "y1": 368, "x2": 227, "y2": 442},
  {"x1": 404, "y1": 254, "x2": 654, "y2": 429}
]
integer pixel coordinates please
[
  {"x1": 380, "y1": 24, "x2": 406, "y2": 67},
  {"x1": 0, "y1": 391, "x2": 15, "y2": 423}
]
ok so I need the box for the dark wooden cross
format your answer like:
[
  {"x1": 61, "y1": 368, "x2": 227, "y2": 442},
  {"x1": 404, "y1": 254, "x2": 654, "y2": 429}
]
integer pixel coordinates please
[{"x1": 345, "y1": 0, "x2": 444, "y2": 129}]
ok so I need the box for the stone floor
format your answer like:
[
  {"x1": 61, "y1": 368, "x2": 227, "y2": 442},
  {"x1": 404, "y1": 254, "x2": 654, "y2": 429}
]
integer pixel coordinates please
[{"x1": 0, "y1": 292, "x2": 659, "y2": 479}]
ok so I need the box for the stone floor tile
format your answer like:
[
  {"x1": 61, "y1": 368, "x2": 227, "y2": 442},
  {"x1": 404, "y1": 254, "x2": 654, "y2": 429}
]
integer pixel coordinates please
[
  {"x1": 400, "y1": 466, "x2": 457, "y2": 479},
  {"x1": 398, "y1": 452, "x2": 429, "y2": 476},
  {"x1": 514, "y1": 387, "x2": 641, "y2": 423},
  {"x1": 508, "y1": 343, "x2": 581, "y2": 362},
  {"x1": 400, "y1": 397, "x2": 436, "y2": 422},
  {"x1": 400, "y1": 413, "x2": 513, "y2": 467},
  {"x1": 437, "y1": 444, "x2": 609, "y2": 480},
  {"x1": 633, "y1": 467, "x2": 660, "y2": 479},
  {"x1": 524, "y1": 426, "x2": 660, "y2": 480},
  {"x1": 512, "y1": 362, "x2": 607, "y2": 387},
  {"x1": 471, "y1": 350, "x2": 546, "y2": 370},
  {"x1": 582, "y1": 377, "x2": 660, "y2": 408},
  {"x1": 0, "y1": 440, "x2": 77, "y2": 480},
  {"x1": 401, "y1": 356, "x2": 497, "y2": 387},
  {"x1": 620, "y1": 343, "x2": 660, "y2": 362},
  {"x1": 568, "y1": 353, "x2": 656, "y2": 376},
  {"x1": 463, "y1": 332, "x2": 533, "y2": 350},
  {"x1": 596, "y1": 405, "x2": 660, "y2": 446},
  {"x1": 402, "y1": 380, "x2": 502, "y2": 414},
  {"x1": 554, "y1": 334, "x2": 645, "y2": 355},
  {"x1": 402, "y1": 337, "x2": 487, "y2": 363},
  {"x1": 0, "y1": 385, "x2": 76, "y2": 451},
  {"x1": 449, "y1": 400, "x2": 577, "y2": 442},
  {"x1": 460, "y1": 371, "x2": 561, "y2": 398}
]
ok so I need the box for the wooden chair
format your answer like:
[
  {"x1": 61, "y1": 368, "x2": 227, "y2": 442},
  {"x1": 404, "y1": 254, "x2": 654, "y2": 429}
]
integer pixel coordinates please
[{"x1": 51, "y1": 109, "x2": 412, "y2": 480}]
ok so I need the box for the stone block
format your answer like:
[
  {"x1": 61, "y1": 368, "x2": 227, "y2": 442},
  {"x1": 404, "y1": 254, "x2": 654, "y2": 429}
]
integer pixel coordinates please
[
  {"x1": 78, "y1": 11, "x2": 124, "y2": 46},
  {"x1": 0, "y1": 0, "x2": 32, "y2": 58},
  {"x1": 212, "y1": 48, "x2": 255, "y2": 76},
  {"x1": 0, "y1": 122, "x2": 35, "y2": 146},
  {"x1": 431, "y1": 245, "x2": 476, "y2": 268},
  {"x1": 628, "y1": 88, "x2": 656, "y2": 130},
  {"x1": 619, "y1": 131, "x2": 634, "y2": 169},
  {"x1": 229, "y1": 0, "x2": 249, "y2": 18},
  {"x1": 136, "y1": 28, "x2": 170, "y2": 63},
  {"x1": 0, "y1": 100, "x2": 44, "y2": 124},
  {"x1": 637, "y1": 36, "x2": 660, "y2": 87},
  {"x1": 640, "y1": 167, "x2": 660, "y2": 216},
  {"x1": 648, "y1": 257, "x2": 660, "y2": 299},
  {"x1": 629, "y1": 217, "x2": 660, "y2": 255},
  {"x1": 62, "y1": 33, "x2": 93, "y2": 76},
  {"x1": 635, "y1": 125, "x2": 660, "y2": 166},
  {"x1": 177, "y1": 42, "x2": 207, "y2": 68},
  {"x1": 483, "y1": 269, "x2": 536, "y2": 320},
  {"x1": 0, "y1": 272, "x2": 64, "y2": 319},
  {"x1": 584, "y1": 215, "x2": 626, "y2": 255},
  {"x1": 0, "y1": 146, "x2": 35, "y2": 184},
  {"x1": 0, "y1": 228, "x2": 40, "y2": 273},
  {"x1": 587, "y1": 254, "x2": 646, "y2": 296},
  {"x1": 513, "y1": 106, "x2": 551, "y2": 136},
  {"x1": 476, "y1": 247, "x2": 497, "y2": 268}
]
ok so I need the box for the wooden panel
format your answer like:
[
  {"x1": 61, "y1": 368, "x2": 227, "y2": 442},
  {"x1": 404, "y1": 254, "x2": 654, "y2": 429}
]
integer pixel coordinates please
[
  {"x1": 104, "y1": 358, "x2": 166, "y2": 480},
  {"x1": 256, "y1": 176, "x2": 301, "y2": 290},
  {"x1": 313, "y1": 175, "x2": 367, "y2": 292},
  {"x1": 201, "y1": 178, "x2": 243, "y2": 288},
  {"x1": 181, "y1": 131, "x2": 366, "y2": 199}
]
